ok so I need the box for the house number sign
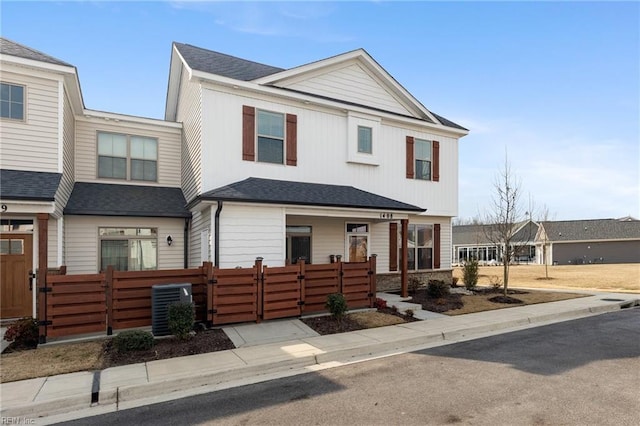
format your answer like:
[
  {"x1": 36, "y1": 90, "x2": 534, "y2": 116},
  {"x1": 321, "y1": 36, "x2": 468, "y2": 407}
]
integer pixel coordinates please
[
  {"x1": 379, "y1": 212, "x2": 393, "y2": 219},
  {"x1": 1, "y1": 204, "x2": 7, "y2": 212}
]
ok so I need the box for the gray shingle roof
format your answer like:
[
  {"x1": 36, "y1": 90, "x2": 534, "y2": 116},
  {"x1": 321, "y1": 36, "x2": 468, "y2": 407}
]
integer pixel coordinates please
[
  {"x1": 0, "y1": 37, "x2": 72, "y2": 67},
  {"x1": 199, "y1": 177, "x2": 425, "y2": 212},
  {"x1": 541, "y1": 219, "x2": 640, "y2": 242},
  {"x1": 65, "y1": 183, "x2": 190, "y2": 218},
  {"x1": 174, "y1": 42, "x2": 284, "y2": 81},
  {"x1": 431, "y1": 112, "x2": 468, "y2": 131},
  {"x1": 453, "y1": 221, "x2": 538, "y2": 245},
  {"x1": 0, "y1": 169, "x2": 62, "y2": 201}
]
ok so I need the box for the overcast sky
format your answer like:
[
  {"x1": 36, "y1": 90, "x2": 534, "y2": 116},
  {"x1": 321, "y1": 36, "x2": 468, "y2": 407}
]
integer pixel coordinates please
[{"x1": 2, "y1": 1, "x2": 638, "y2": 221}]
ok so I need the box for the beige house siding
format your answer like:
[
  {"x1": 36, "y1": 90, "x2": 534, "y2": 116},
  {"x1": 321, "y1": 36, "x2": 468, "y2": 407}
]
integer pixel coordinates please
[
  {"x1": 74, "y1": 117, "x2": 182, "y2": 187},
  {"x1": 0, "y1": 69, "x2": 60, "y2": 172},
  {"x1": 189, "y1": 207, "x2": 211, "y2": 268},
  {"x1": 65, "y1": 216, "x2": 186, "y2": 274}
]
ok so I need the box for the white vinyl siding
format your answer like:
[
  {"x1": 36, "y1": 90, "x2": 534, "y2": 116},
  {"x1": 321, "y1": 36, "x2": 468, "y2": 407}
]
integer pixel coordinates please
[
  {"x1": 75, "y1": 118, "x2": 181, "y2": 187},
  {"x1": 0, "y1": 70, "x2": 60, "y2": 172},
  {"x1": 64, "y1": 216, "x2": 185, "y2": 274},
  {"x1": 279, "y1": 63, "x2": 411, "y2": 116},
  {"x1": 53, "y1": 89, "x2": 76, "y2": 218},
  {"x1": 189, "y1": 207, "x2": 211, "y2": 268},
  {"x1": 47, "y1": 217, "x2": 59, "y2": 268},
  {"x1": 176, "y1": 68, "x2": 203, "y2": 203},
  {"x1": 200, "y1": 87, "x2": 459, "y2": 217},
  {"x1": 217, "y1": 204, "x2": 284, "y2": 268}
]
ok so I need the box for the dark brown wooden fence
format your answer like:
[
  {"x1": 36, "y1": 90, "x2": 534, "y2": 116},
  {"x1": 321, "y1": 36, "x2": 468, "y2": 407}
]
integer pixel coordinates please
[{"x1": 40, "y1": 256, "x2": 377, "y2": 341}]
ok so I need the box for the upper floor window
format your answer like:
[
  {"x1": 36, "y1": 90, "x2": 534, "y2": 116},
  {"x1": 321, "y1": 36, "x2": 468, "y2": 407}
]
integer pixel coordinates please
[
  {"x1": 97, "y1": 132, "x2": 157, "y2": 181},
  {"x1": 257, "y1": 110, "x2": 284, "y2": 164},
  {"x1": 1, "y1": 83, "x2": 24, "y2": 120},
  {"x1": 406, "y1": 136, "x2": 440, "y2": 182},
  {"x1": 357, "y1": 126, "x2": 372, "y2": 154},
  {"x1": 414, "y1": 138, "x2": 432, "y2": 180},
  {"x1": 243, "y1": 105, "x2": 297, "y2": 165}
]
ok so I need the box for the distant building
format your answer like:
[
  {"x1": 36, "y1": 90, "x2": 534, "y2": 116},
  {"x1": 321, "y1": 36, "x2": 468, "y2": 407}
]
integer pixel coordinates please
[{"x1": 535, "y1": 218, "x2": 640, "y2": 265}]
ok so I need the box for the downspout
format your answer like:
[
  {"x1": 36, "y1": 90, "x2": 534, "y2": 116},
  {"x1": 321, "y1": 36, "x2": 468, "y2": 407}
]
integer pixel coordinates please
[
  {"x1": 183, "y1": 218, "x2": 190, "y2": 269},
  {"x1": 214, "y1": 201, "x2": 223, "y2": 266}
]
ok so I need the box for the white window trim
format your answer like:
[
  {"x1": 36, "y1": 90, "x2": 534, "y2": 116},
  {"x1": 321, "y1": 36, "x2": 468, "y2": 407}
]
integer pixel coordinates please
[
  {"x1": 347, "y1": 112, "x2": 380, "y2": 166},
  {"x1": 96, "y1": 131, "x2": 159, "y2": 182},
  {"x1": 0, "y1": 81, "x2": 26, "y2": 122},
  {"x1": 98, "y1": 227, "x2": 158, "y2": 272},
  {"x1": 256, "y1": 108, "x2": 286, "y2": 165},
  {"x1": 345, "y1": 222, "x2": 370, "y2": 262},
  {"x1": 414, "y1": 138, "x2": 432, "y2": 181}
]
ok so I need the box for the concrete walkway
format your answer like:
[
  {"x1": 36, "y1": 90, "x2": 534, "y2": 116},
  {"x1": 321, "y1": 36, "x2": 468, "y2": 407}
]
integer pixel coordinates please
[{"x1": 1, "y1": 292, "x2": 638, "y2": 424}]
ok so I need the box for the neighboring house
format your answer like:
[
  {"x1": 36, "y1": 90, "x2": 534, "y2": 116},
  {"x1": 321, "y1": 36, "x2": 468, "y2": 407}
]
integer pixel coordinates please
[
  {"x1": 452, "y1": 221, "x2": 538, "y2": 265},
  {"x1": 0, "y1": 38, "x2": 468, "y2": 319},
  {"x1": 535, "y1": 218, "x2": 640, "y2": 265}
]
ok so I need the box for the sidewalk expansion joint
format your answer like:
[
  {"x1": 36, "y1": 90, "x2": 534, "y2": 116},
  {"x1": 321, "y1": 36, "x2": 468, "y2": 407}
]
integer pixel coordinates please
[{"x1": 91, "y1": 370, "x2": 101, "y2": 405}]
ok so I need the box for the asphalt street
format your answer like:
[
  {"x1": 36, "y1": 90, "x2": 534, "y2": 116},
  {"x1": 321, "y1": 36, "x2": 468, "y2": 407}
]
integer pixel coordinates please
[{"x1": 61, "y1": 308, "x2": 640, "y2": 426}]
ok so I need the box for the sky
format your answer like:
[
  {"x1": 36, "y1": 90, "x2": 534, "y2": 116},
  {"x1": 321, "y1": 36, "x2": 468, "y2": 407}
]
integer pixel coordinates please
[{"x1": 2, "y1": 1, "x2": 638, "y2": 221}]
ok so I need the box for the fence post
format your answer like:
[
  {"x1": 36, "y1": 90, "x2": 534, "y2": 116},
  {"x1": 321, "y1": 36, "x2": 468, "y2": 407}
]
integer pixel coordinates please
[
  {"x1": 255, "y1": 257, "x2": 263, "y2": 323},
  {"x1": 369, "y1": 255, "x2": 377, "y2": 308},
  {"x1": 204, "y1": 262, "x2": 213, "y2": 323},
  {"x1": 105, "y1": 265, "x2": 114, "y2": 335},
  {"x1": 37, "y1": 267, "x2": 48, "y2": 344},
  {"x1": 60, "y1": 265, "x2": 67, "y2": 275},
  {"x1": 298, "y1": 258, "x2": 306, "y2": 314},
  {"x1": 336, "y1": 255, "x2": 343, "y2": 294}
]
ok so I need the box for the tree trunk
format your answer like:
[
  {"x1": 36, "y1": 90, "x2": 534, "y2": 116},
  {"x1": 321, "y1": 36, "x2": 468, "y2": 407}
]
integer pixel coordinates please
[{"x1": 503, "y1": 261, "x2": 509, "y2": 296}]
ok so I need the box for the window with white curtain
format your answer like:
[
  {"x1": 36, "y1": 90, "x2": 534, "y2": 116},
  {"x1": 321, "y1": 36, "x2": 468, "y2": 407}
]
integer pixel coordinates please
[{"x1": 99, "y1": 228, "x2": 157, "y2": 271}]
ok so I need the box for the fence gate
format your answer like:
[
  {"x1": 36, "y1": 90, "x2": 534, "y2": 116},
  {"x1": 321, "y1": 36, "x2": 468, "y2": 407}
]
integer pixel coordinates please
[
  {"x1": 208, "y1": 265, "x2": 259, "y2": 325},
  {"x1": 262, "y1": 264, "x2": 303, "y2": 320}
]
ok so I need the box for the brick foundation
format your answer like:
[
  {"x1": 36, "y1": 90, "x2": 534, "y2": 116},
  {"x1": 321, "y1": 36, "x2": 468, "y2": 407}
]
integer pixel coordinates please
[{"x1": 376, "y1": 270, "x2": 453, "y2": 293}]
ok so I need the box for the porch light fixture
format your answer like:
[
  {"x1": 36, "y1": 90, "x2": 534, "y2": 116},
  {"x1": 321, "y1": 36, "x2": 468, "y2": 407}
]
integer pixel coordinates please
[{"x1": 166, "y1": 235, "x2": 173, "y2": 246}]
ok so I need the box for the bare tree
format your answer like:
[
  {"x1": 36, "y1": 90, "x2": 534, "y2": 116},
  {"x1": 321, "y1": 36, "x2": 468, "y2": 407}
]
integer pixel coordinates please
[
  {"x1": 483, "y1": 154, "x2": 530, "y2": 296},
  {"x1": 537, "y1": 205, "x2": 553, "y2": 279}
]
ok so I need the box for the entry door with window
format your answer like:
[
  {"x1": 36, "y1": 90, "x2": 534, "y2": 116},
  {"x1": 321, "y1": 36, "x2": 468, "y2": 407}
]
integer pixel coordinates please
[
  {"x1": 286, "y1": 226, "x2": 311, "y2": 264},
  {"x1": 346, "y1": 223, "x2": 369, "y2": 263},
  {"x1": 1, "y1": 234, "x2": 33, "y2": 318}
]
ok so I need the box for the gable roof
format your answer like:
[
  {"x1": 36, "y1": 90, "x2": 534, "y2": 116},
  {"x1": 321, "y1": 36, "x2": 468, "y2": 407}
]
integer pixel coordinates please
[
  {"x1": 0, "y1": 37, "x2": 72, "y2": 67},
  {"x1": 197, "y1": 177, "x2": 425, "y2": 212},
  {"x1": 540, "y1": 219, "x2": 640, "y2": 242},
  {"x1": 174, "y1": 42, "x2": 284, "y2": 81},
  {"x1": 65, "y1": 183, "x2": 190, "y2": 218},
  {"x1": 452, "y1": 220, "x2": 539, "y2": 245},
  {"x1": 170, "y1": 42, "x2": 466, "y2": 132},
  {"x1": 0, "y1": 169, "x2": 62, "y2": 202}
]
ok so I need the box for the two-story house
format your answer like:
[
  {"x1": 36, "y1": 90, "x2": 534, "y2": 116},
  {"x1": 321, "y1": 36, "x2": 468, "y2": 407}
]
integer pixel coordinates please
[
  {"x1": 166, "y1": 42, "x2": 468, "y2": 291},
  {"x1": 0, "y1": 38, "x2": 467, "y2": 320}
]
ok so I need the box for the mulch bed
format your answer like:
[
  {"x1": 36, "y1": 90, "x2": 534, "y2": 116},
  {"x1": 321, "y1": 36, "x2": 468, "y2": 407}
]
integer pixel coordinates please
[
  {"x1": 408, "y1": 289, "x2": 465, "y2": 313},
  {"x1": 103, "y1": 328, "x2": 235, "y2": 368},
  {"x1": 301, "y1": 309, "x2": 418, "y2": 335}
]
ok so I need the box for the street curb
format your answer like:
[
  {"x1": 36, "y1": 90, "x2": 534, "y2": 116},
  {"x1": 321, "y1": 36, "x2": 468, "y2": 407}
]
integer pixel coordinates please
[{"x1": 2, "y1": 298, "x2": 638, "y2": 420}]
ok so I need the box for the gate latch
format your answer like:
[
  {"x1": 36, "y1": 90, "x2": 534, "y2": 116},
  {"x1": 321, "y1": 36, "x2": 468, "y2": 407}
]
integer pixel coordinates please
[{"x1": 29, "y1": 270, "x2": 36, "y2": 291}]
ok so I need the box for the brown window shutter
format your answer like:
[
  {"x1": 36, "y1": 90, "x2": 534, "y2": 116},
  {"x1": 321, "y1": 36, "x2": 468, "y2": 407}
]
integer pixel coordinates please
[
  {"x1": 389, "y1": 222, "x2": 398, "y2": 271},
  {"x1": 433, "y1": 140, "x2": 440, "y2": 182},
  {"x1": 242, "y1": 105, "x2": 255, "y2": 161},
  {"x1": 433, "y1": 224, "x2": 441, "y2": 269},
  {"x1": 286, "y1": 113, "x2": 297, "y2": 166},
  {"x1": 406, "y1": 136, "x2": 414, "y2": 179}
]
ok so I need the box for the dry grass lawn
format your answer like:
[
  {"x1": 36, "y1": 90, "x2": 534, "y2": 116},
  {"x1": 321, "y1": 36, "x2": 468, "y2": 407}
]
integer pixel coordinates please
[
  {"x1": 1, "y1": 340, "x2": 104, "y2": 383},
  {"x1": 447, "y1": 291, "x2": 587, "y2": 316},
  {"x1": 349, "y1": 311, "x2": 406, "y2": 327},
  {"x1": 453, "y1": 263, "x2": 640, "y2": 293}
]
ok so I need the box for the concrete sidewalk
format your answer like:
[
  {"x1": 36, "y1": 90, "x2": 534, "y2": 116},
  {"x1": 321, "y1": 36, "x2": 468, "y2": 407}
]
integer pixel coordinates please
[{"x1": 1, "y1": 292, "x2": 638, "y2": 424}]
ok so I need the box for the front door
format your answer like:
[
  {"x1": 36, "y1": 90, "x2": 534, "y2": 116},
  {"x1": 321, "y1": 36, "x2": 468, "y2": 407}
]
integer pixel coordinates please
[{"x1": 1, "y1": 234, "x2": 33, "y2": 318}]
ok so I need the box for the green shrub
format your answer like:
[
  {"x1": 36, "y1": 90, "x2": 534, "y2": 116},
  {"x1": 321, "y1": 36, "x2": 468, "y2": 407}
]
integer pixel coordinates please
[
  {"x1": 113, "y1": 330, "x2": 154, "y2": 353},
  {"x1": 326, "y1": 293, "x2": 348, "y2": 321},
  {"x1": 404, "y1": 309, "x2": 414, "y2": 318},
  {"x1": 168, "y1": 302, "x2": 195, "y2": 340},
  {"x1": 427, "y1": 279, "x2": 450, "y2": 298},
  {"x1": 463, "y1": 259, "x2": 479, "y2": 290},
  {"x1": 4, "y1": 317, "x2": 38, "y2": 349}
]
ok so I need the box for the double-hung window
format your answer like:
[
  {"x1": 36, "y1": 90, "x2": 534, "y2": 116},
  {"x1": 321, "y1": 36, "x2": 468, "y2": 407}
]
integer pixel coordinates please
[
  {"x1": 98, "y1": 132, "x2": 157, "y2": 181},
  {"x1": 414, "y1": 139, "x2": 432, "y2": 181},
  {"x1": 1, "y1": 82, "x2": 25, "y2": 120},
  {"x1": 99, "y1": 227, "x2": 157, "y2": 271},
  {"x1": 257, "y1": 110, "x2": 284, "y2": 164}
]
